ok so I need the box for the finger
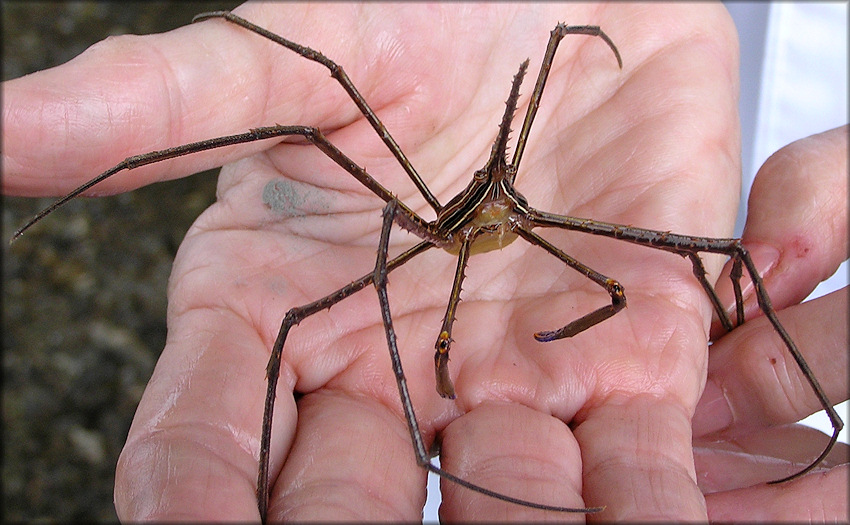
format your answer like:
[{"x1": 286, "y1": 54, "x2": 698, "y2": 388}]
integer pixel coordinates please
[
  {"x1": 704, "y1": 464, "x2": 848, "y2": 521},
  {"x1": 694, "y1": 423, "x2": 849, "y2": 493},
  {"x1": 1, "y1": 3, "x2": 372, "y2": 197},
  {"x1": 3, "y1": 16, "x2": 254, "y2": 196},
  {"x1": 269, "y1": 390, "x2": 426, "y2": 520},
  {"x1": 438, "y1": 403, "x2": 587, "y2": 521},
  {"x1": 576, "y1": 397, "x2": 706, "y2": 520},
  {"x1": 694, "y1": 288, "x2": 848, "y2": 437},
  {"x1": 712, "y1": 126, "x2": 848, "y2": 328},
  {"x1": 115, "y1": 307, "x2": 281, "y2": 520}
]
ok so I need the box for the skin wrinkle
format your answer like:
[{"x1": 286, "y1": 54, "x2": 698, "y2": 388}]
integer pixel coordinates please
[
  {"x1": 401, "y1": 73, "x2": 505, "y2": 206},
  {"x1": 142, "y1": 425, "x2": 251, "y2": 483},
  {"x1": 99, "y1": 38, "x2": 174, "y2": 170},
  {"x1": 634, "y1": 316, "x2": 684, "y2": 387},
  {"x1": 543, "y1": 111, "x2": 647, "y2": 219},
  {"x1": 281, "y1": 482, "x2": 407, "y2": 520},
  {"x1": 773, "y1": 315, "x2": 816, "y2": 418},
  {"x1": 439, "y1": 405, "x2": 589, "y2": 512},
  {"x1": 173, "y1": 227, "x2": 388, "y2": 390},
  {"x1": 481, "y1": 354, "x2": 544, "y2": 410},
  {"x1": 240, "y1": 37, "x2": 293, "y2": 148},
  {"x1": 0, "y1": 100, "x2": 31, "y2": 177},
  {"x1": 147, "y1": 40, "x2": 182, "y2": 161},
  {"x1": 589, "y1": 455, "x2": 695, "y2": 512},
  {"x1": 467, "y1": 451, "x2": 574, "y2": 488},
  {"x1": 536, "y1": 351, "x2": 591, "y2": 422},
  {"x1": 168, "y1": 303, "x2": 267, "y2": 393},
  {"x1": 248, "y1": 20, "x2": 275, "y2": 132},
  {"x1": 263, "y1": 135, "x2": 372, "y2": 202},
  {"x1": 705, "y1": 467, "x2": 847, "y2": 521},
  {"x1": 429, "y1": 113, "x2": 497, "y2": 200},
  {"x1": 355, "y1": 17, "x2": 415, "y2": 114},
  {"x1": 257, "y1": 13, "x2": 355, "y2": 132},
  {"x1": 344, "y1": 14, "x2": 414, "y2": 129},
  {"x1": 277, "y1": 395, "x2": 424, "y2": 516},
  {"x1": 653, "y1": 272, "x2": 713, "y2": 332},
  {"x1": 138, "y1": 317, "x2": 226, "y2": 434},
  {"x1": 123, "y1": 423, "x2": 256, "y2": 519},
  {"x1": 62, "y1": 90, "x2": 72, "y2": 157},
  {"x1": 578, "y1": 131, "x2": 639, "y2": 214},
  {"x1": 290, "y1": 302, "x2": 441, "y2": 401},
  {"x1": 212, "y1": 36, "x2": 261, "y2": 126},
  {"x1": 824, "y1": 191, "x2": 846, "y2": 252},
  {"x1": 260, "y1": 10, "x2": 335, "y2": 128},
  {"x1": 422, "y1": 25, "x2": 534, "y2": 198},
  {"x1": 543, "y1": 48, "x2": 618, "y2": 138},
  {"x1": 372, "y1": 15, "x2": 536, "y2": 204},
  {"x1": 180, "y1": 232, "x2": 291, "y2": 298},
  {"x1": 524, "y1": 82, "x2": 624, "y2": 212},
  {"x1": 736, "y1": 322, "x2": 808, "y2": 426}
]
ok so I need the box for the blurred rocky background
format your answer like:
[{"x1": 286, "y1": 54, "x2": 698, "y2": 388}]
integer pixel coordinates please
[{"x1": 3, "y1": 2, "x2": 239, "y2": 520}]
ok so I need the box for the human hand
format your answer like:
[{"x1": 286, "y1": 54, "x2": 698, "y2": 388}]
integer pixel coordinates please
[
  {"x1": 692, "y1": 125, "x2": 849, "y2": 521},
  {"x1": 4, "y1": 2, "x2": 742, "y2": 520}
]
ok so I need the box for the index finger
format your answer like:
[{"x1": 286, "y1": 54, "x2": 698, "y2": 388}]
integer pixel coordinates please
[{"x1": 1, "y1": 3, "x2": 375, "y2": 198}]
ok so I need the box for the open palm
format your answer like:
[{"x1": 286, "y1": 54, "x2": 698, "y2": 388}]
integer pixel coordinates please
[{"x1": 5, "y1": 3, "x2": 742, "y2": 521}]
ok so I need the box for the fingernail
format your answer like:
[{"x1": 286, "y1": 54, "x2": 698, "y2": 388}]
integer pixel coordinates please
[
  {"x1": 716, "y1": 242, "x2": 781, "y2": 318},
  {"x1": 692, "y1": 380, "x2": 733, "y2": 436},
  {"x1": 742, "y1": 241, "x2": 781, "y2": 283}
]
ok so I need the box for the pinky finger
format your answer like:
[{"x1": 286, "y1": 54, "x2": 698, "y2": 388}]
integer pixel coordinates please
[{"x1": 705, "y1": 464, "x2": 848, "y2": 522}]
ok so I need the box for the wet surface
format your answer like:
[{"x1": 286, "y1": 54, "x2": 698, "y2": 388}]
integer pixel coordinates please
[{"x1": 3, "y1": 2, "x2": 238, "y2": 520}]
